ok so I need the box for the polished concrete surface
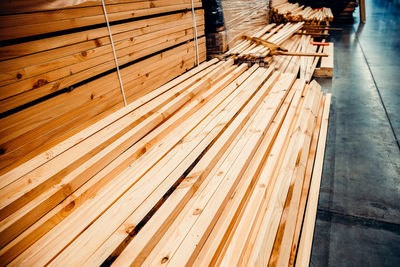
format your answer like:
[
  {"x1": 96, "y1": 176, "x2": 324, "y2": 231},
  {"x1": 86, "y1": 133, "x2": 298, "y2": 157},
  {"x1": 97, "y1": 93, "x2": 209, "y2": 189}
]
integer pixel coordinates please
[{"x1": 310, "y1": 0, "x2": 400, "y2": 266}]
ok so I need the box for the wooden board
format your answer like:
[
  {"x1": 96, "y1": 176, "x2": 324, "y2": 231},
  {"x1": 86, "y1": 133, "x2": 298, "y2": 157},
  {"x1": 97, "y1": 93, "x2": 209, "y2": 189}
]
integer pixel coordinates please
[
  {"x1": 0, "y1": 0, "x2": 202, "y2": 41},
  {"x1": 314, "y1": 42, "x2": 334, "y2": 77},
  {"x1": 0, "y1": 63, "x2": 331, "y2": 266},
  {"x1": 0, "y1": 38, "x2": 206, "y2": 173}
]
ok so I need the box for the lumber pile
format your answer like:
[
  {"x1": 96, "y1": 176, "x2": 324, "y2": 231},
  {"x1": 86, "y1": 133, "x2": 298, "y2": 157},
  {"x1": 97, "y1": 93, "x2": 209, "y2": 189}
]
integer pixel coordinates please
[
  {"x1": 226, "y1": 22, "x2": 304, "y2": 62},
  {"x1": 0, "y1": 0, "x2": 206, "y2": 177},
  {"x1": 0, "y1": 59, "x2": 331, "y2": 266},
  {"x1": 271, "y1": 2, "x2": 334, "y2": 24},
  {"x1": 225, "y1": 23, "x2": 333, "y2": 80},
  {"x1": 221, "y1": 0, "x2": 269, "y2": 46}
]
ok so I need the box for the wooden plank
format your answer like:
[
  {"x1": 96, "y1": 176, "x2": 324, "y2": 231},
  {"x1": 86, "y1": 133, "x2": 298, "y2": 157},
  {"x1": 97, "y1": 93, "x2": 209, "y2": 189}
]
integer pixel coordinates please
[
  {"x1": 0, "y1": 0, "x2": 201, "y2": 28},
  {"x1": 0, "y1": 64, "x2": 329, "y2": 265},
  {"x1": 0, "y1": 37, "x2": 204, "y2": 136},
  {"x1": 0, "y1": 60, "x2": 229, "y2": 247},
  {"x1": 0, "y1": 56, "x2": 217, "y2": 244},
  {"x1": 0, "y1": 52, "x2": 206, "y2": 192},
  {"x1": 49, "y1": 64, "x2": 250, "y2": 266},
  {"x1": 6, "y1": 60, "x2": 233, "y2": 267},
  {"x1": 0, "y1": 58, "x2": 218, "y2": 188},
  {"x1": 0, "y1": 24, "x2": 205, "y2": 113},
  {"x1": 269, "y1": 84, "x2": 324, "y2": 267},
  {"x1": 0, "y1": 13, "x2": 204, "y2": 88},
  {"x1": 110, "y1": 66, "x2": 272, "y2": 266},
  {"x1": 169, "y1": 73, "x2": 298, "y2": 267},
  {"x1": 0, "y1": 0, "x2": 149, "y2": 14},
  {"x1": 0, "y1": 39, "x2": 205, "y2": 172},
  {"x1": 0, "y1": 24, "x2": 204, "y2": 110},
  {"x1": 141, "y1": 69, "x2": 290, "y2": 265},
  {"x1": 192, "y1": 82, "x2": 297, "y2": 267},
  {"x1": 288, "y1": 94, "x2": 325, "y2": 267},
  {"x1": 140, "y1": 67, "x2": 276, "y2": 267},
  {"x1": 106, "y1": 66, "x2": 262, "y2": 267},
  {"x1": 0, "y1": 1, "x2": 202, "y2": 41},
  {"x1": 295, "y1": 92, "x2": 331, "y2": 267},
  {"x1": 0, "y1": 54, "x2": 213, "y2": 220},
  {"x1": 216, "y1": 78, "x2": 302, "y2": 267},
  {"x1": 246, "y1": 82, "x2": 322, "y2": 267},
  {"x1": 0, "y1": 54, "x2": 208, "y2": 266},
  {"x1": 0, "y1": 49, "x2": 204, "y2": 176},
  {"x1": 314, "y1": 42, "x2": 334, "y2": 77},
  {"x1": 270, "y1": 51, "x2": 327, "y2": 57},
  {"x1": 2, "y1": 39, "x2": 205, "y2": 133},
  {"x1": 306, "y1": 39, "x2": 325, "y2": 82},
  {"x1": 0, "y1": 10, "x2": 203, "y2": 63},
  {"x1": 360, "y1": 0, "x2": 366, "y2": 23},
  {"x1": 0, "y1": 56, "x2": 209, "y2": 267}
]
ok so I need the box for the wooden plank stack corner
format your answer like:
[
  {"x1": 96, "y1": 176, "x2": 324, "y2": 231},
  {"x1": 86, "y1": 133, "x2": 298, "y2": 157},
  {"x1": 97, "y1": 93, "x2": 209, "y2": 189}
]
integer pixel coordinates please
[{"x1": 0, "y1": 1, "x2": 331, "y2": 266}]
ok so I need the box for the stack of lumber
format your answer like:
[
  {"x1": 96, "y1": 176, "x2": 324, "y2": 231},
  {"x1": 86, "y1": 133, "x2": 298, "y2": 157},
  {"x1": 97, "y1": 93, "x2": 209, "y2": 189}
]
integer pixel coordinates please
[
  {"x1": 225, "y1": 22, "x2": 333, "y2": 80},
  {"x1": 0, "y1": 59, "x2": 331, "y2": 266},
  {"x1": 272, "y1": 34, "x2": 334, "y2": 80},
  {"x1": 226, "y1": 23, "x2": 304, "y2": 63},
  {"x1": 0, "y1": 0, "x2": 206, "y2": 179},
  {"x1": 221, "y1": 0, "x2": 269, "y2": 46},
  {"x1": 271, "y1": 2, "x2": 333, "y2": 24},
  {"x1": 273, "y1": 34, "x2": 322, "y2": 80}
]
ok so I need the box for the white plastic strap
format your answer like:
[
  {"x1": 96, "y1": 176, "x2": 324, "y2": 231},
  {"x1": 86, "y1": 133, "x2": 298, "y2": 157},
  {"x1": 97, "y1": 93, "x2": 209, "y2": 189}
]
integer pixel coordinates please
[
  {"x1": 101, "y1": 0, "x2": 127, "y2": 106},
  {"x1": 190, "y1": 0, "x2": 200, "y2": 65}
]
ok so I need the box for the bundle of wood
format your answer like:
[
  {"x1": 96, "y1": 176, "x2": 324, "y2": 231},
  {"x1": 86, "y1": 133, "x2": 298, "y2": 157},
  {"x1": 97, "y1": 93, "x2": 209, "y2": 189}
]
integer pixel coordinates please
[
  {"x1": 225, "y1": 22, "x2": 333, "y2": 81},
  {"x1": 0, "y1": 59, "x2": 330, "y2": 266},
  {"x1": 0, "y1": 0, "x2": 205, "y2": 175},
  {"x1": 226, "y1": 23, "x2": 304, "y2": 61},
  {"x1": 274, "y1": 34, "x2": 334, "y2": 80},
  {"x1": 221, "y1": 0, "x2": 269, "y2": 46},
  {"x1": 271, "y1": 2, "x2": 334, "y2": 24}
]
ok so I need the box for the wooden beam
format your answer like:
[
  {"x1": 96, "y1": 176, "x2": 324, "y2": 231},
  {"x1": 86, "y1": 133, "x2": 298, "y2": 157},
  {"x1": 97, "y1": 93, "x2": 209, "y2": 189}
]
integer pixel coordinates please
[
  {"x1": 295, "y1": 92, "x2": 331, "y2": 267},
  {"x1": 360, "y1": 0, "x2": 366, "y2": 23},
  {"x1": 0, "y1": 39, "x2": 205, "y2": 173},
  {"x1": 314, "y1": 42, "x2": 334, "y2": 77},
  {"x1": 0, "y1": 1, "x2": 202, "y2": 41},
  {"x1": 270, "y1": 51, "x2": 327, "y2": 57},
  {"x1": 0, "y1": 25, "x2": 205, "y2": 112}
]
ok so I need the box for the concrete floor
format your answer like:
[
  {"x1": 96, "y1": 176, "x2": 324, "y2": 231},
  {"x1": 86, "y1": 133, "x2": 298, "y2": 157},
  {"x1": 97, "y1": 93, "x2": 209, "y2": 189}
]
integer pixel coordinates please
[{"x1": 310, "y1": 0, "x2": 400, "y2": 266}]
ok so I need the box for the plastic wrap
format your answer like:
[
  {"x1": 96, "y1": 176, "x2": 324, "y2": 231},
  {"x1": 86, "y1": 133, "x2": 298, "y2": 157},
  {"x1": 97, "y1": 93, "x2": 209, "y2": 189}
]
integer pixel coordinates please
[{"x1": 222, "y1": 0, "x2": 270, "y2": 46}]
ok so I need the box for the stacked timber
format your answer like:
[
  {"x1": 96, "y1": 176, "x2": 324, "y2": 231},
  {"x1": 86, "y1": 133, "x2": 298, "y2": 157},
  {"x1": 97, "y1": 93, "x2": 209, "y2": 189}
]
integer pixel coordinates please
[
  {"x1": 0, "y1": 0, "x2": 206, "y2": 177},
  {"x1": 226, "y1": 22, "x2": 304, "y2": 62},
  {"x1": 225, "y1": 22, "x2": 333, "y2": 80},
  {"x1": 273, "y1": 34, "x2": 334, "y2": 80},
  {"x1": 221, "y1": 0, "x2": 269, "y2": 47},
  {"x1": 0, "y1": 59, "x2": 331, "y2": 266},
  {"x1": 271, "y1": 2, "x2": 334, "y2": 24}
]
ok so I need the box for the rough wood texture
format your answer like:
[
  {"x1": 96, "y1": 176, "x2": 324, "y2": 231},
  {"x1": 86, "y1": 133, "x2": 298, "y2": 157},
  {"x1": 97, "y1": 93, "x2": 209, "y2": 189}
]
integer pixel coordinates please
[
  {"x1": 0, "y1": 2, "x2": 330, "y2": 264},
  {"x1": 0, "y1": 0, "x2": 206, "y2": 176},
  {"x1": 0, "y1": 61, "x2": 330, "y2": 266}
]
